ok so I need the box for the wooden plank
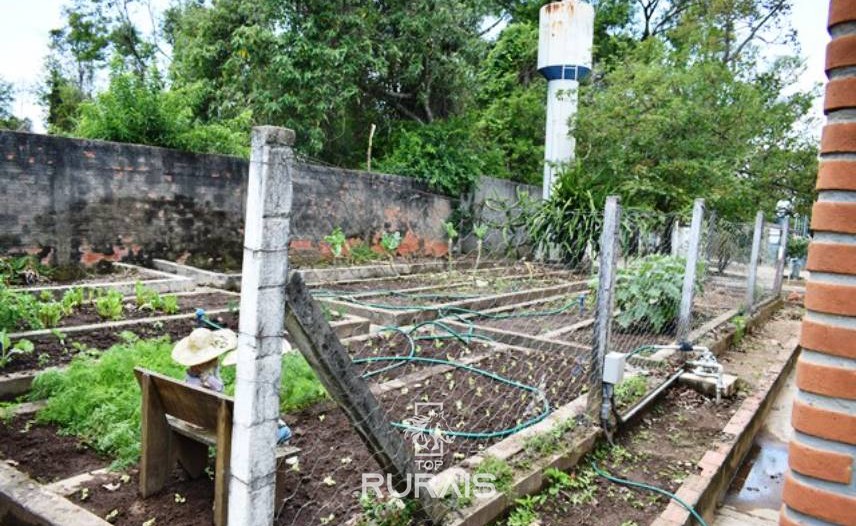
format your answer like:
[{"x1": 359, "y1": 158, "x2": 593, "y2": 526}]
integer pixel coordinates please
[
  {"x1": 587, "y1": 196, "x2": 620, "y2": 420},
  {"x1": 135, "y1": 368, "x2": 232, "y2": 429},
  {"x1": 214, "y1": 399, "x2": 233, "y2": 526},
  {"x1": 137, "y1": 372, "x2": 173, "y2": 498},
  {"x1": 677, "y1": 199, "x2": 705, "y2": 341},
  {"x1": 284, "y1": 273, "x2": 447, "y2": 524}
]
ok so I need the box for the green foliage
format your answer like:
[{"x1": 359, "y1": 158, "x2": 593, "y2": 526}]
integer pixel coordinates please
[
  {"x1": 31, "y1": 335, "x2": 327, "y2": 467},
  {"x1": 602, "y1": 255, "x2": 702, "y2": 334},
  {"x1": 523, "y1": 418, "x2": 576, "y2": 457},
  {"x1": 526, "y1": 166, "x2": 609, "y2": 267},
  {"x1": 475, "y1": 455, "x2": 513, "y2": 493},
  {"x1": 380, "y1": 232, "x2": 402, "y2": 256},
  {"x1": 376, "y1": 118, "x2": 505, "y2": 195},
  {"x1": 0, "y1": 285, "x2": 44, "y2": 332},
  {"x1": 357, "y1": 494, "x2": 415, "y2": 526},
  {"x1": 443, "y1": 222, "x2": 459, "y2": 240},
  {"x1": 324, "y1": 227, "x2": 347, "y2": 259},
  {"x1": 473, "y1": 224, "x2": 488, "y2": 241},
  {"x1": 506, "y1": 495, "x2": 541, "y2": 526},
  {"x1": 731, "y1": 315, "x2": 748, "y2": 345},
  {"x1": 349, "y1": 243, "x2": 379, "y2": 265},
  {"x1": 0, "y1": 331, "x2": 34, "y2": 369},
  {"x1": 95, "y1": 290, "x2": 124, "y2": 320},
  {"x1": 0, "y1": 255, "x2": 51, "y2": 286},
  {"x1": 75, "y1": 61, "x2": 250, "y2": 156},
  {"x1": 134, "y1": 281, "x2": 178, "y2": 314},
  {"x1": 614, "y1": 376, "x2": 649, "y2": 409},
  {"x1": 0, "y1": 78, "x2": 31, "y2": 131},
  {"x1": 37, "y1": 302, "x2": 65, "y2": 328},
  {"x1": 787, "y1": 236, "x2": 809, "y2": 260}
]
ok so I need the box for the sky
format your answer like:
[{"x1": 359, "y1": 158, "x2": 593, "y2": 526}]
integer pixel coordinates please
[{"x1": 0, "y1": 0, "x2": 831, "y2": 134}]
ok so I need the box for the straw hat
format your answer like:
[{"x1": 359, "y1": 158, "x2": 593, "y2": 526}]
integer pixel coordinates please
[
  {"x1": 222, "y1": 338, "x2": 292, "y2": 367},
  {"x1": 172, "y1": 328, "x2": 238, "y2": 367}
]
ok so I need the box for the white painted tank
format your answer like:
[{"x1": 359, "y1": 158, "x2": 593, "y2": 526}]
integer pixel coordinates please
[{"x1": 537, "y1": 1, "x2": 595, "y2": 200}]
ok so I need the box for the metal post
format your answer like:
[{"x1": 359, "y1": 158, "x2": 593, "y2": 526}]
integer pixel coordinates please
[
  {"x1": 229, "y1": 126, "x2": 295, "y2": 526},
  {"x1": 587, "y1": 196, "x2": 621, "y2": 421},
  {"x1": 745, "y1": 211, "x2": 764, "y2": 313},
  {"x1": 773, "y1": 216, "x2": 790, "y2": 295},
  {"x1": 705, "y1": 209, "x2": 717, "y2": 273},
  {"x1": 677, "y1": 199, "x2": 705, "y2": 342}
]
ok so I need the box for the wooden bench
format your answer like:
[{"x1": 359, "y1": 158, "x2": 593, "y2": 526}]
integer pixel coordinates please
[{"x1": 134, "y1": 368, "x2": 299, "y2": 526}]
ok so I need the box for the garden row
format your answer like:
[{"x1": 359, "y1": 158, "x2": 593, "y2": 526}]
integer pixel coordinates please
[{"x1": 0, "y1": 268, "x2": 787, "y2": 526}]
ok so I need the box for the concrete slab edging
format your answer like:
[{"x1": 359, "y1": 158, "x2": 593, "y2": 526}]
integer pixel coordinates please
[
  {"x1": 15, "y1": 262, "x2": 194, "y2": 296},
  {"x1": 0, "y1": 462, "x2": 111, "y2": 526}
]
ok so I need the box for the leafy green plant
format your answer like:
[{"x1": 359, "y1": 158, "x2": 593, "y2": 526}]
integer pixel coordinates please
[
  {"x1": 614, "y1": 376, "x2": 648, "y2": 409},
  {"x1": 357, "y1": 494, "x2": 415, "y2": 526},
  {"x1": 349, "y1": 242, "x2": 379, "y2": 265},
  {"x1": 0, "y1": 285, "x2": 42, "y2": 331},
  {"x1": 95, "y1": 290, "x2": 124, "y2": 320},
  {"x1": 475, "y1": 455, "x2": 513, "y2": 493},
  {"x1": 160, "y1": 295, "x2": 179, "y2": 315},
  {"x1": 380, "y1": 231, "x2": 402, "y2": 257},
  {"x1": 506, "y1": 494, "x2": 543, "y2": 526},
  {"x1": 594, "y1": 254, "x2": 702, "y2": 334},
  {"x1": 0, "y1": 330, "x2": 34, "y2": 369},
  {"x1": 37, "y1": 302, "x2": 65, "y2": 328},
  {"x1": 523, "y1": 418, "x2": 576, "y2": 457},
  {"x1": 324, "y1": 227, "x2": 347, "y2": 260},
  {"x1": 0, "y1": 255, "x2": 51, "y2": 286},
  {"x1": 443, "y1": 222, "x2": 458, "y2": 271},
  {"x1": 60, "y1": 287, "x2": 85, "y2": 312}
]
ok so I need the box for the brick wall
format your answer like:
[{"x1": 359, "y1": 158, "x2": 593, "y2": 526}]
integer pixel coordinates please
[
  {"x1": 0, "y1": 131, "x2": 453, "y2": 265},
  {"x1": 780, "y1": 2, "x2": 856, "y2": 524}
]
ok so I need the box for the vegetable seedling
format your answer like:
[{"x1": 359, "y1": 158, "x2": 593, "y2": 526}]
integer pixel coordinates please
[
  {"x1": 0, "y1": 331, "x2": 34, "y2": 369},
  {"x1": 324, "y1": 227, "x2": 347, "y2": 261},
  {"x1": 380, "y1": 231, "x2": 402, "y2": 275}
]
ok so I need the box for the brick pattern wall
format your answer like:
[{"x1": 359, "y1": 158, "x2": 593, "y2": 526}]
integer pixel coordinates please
[
  {"x1": 780, "y1": 2, "x2": 856, "y2": 524},
  {"x1": 0, "y1": 132, "x2": 453, "y2": 265}
]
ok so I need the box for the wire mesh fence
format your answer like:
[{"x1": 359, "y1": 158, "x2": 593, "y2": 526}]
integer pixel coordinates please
[{"x1": 264, "y1": 197, "x2": 786, "y2": 525}]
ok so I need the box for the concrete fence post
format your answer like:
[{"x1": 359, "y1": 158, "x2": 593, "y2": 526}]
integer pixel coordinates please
[
  {"x1": 773, "y1": 215, "x2": 790, "y2": 296},
  {"x1": 744, "y1": 211, "x2": 764, "y2": 313},
  {"x1": 587, "y1": 195, "x2": 620, "y2": 423},
  {"x1": 677, "y1": 199, "x2": 705, "y2": 342},
  {"x1": 228, "y1": 126, "x2": 296, "y2": 526}
]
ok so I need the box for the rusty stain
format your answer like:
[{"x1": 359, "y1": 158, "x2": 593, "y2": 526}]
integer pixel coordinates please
[{"x1": 546, "y1": 1, "x2": 576, "y2": 15}]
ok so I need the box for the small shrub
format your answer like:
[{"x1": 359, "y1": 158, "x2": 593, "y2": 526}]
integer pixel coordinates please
[
  {"x1": 594, "y1": 254, "x2": 702, "y2": 334},
  {"x1": 787, "y1": 236, "x2": 809, "y2": 260}
]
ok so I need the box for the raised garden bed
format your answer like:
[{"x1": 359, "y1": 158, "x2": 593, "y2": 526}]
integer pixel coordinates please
[
  {"x1": 321, "y1": 279, "x2": 588, "y2": 326},
  {"x1": 0, "y1": 304, "x2": 368, "y2": 400},
  {"x1": 0, "y1": 293, "x2": 790, "y2": 526},
  {"x1": 436, "y1": 302, "x2": 797, "y2": 526},
  {"x1": 13, "y1": 263, "x2": 193, "y2": 297},
  {"x1": 152, "y1": 258, "x2": 508, "y2": 290}
]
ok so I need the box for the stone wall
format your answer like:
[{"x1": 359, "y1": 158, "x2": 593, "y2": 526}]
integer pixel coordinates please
[
  {"x1": 0, "y1": 131, "x2": 453, "y2": 265},
  {"x1": 463, "y1": 176, "x2": 540, "y2": 257}
]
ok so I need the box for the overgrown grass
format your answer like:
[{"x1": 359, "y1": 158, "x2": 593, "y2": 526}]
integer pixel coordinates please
[{"x1": 30, "y1": 333, "x2": 327, "y2": 468}]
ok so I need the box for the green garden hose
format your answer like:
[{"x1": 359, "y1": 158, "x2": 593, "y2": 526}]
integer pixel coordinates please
[{"x1": 591, "y1": 461, "x2": 709, "y2": 526}]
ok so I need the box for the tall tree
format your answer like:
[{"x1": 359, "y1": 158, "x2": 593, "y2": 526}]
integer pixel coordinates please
[{"x1": 0, "y1": 79, "x2": 32, "y2": 132}]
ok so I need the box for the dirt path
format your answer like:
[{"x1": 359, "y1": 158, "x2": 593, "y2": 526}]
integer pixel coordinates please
[{"x1": 713, "y1": 310, "x2": 801, "y2": 526}]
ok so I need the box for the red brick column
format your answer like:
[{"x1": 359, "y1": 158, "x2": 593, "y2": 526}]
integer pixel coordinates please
[{"x1": 780, "y1": 2, "x2": 856, "y2": 525}]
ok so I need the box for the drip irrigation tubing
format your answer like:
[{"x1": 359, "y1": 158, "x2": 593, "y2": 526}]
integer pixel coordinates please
[
  {"x1": 591, "y1": 461, "x2": 709, "y2": 526},
  {"x1": 195, "y1": 286, "x2": 590, "y2": 440}
]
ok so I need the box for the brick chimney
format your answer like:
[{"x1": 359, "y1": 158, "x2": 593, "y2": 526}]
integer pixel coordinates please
[{"x1": 779, "y1": 2, "x2": 856, "y2": 525}]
